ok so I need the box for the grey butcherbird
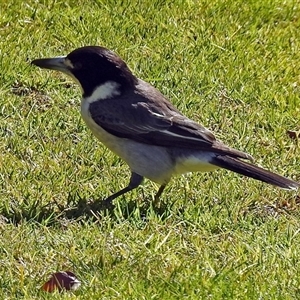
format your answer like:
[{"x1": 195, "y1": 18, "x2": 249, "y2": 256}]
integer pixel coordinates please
[{"x1": 31, "y1": 46, "x2": 299, "y2": 206}]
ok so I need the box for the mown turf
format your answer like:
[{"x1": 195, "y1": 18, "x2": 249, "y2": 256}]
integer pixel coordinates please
[{"x1": 0, "y1": 0, "x2": 299, "y2": 299}]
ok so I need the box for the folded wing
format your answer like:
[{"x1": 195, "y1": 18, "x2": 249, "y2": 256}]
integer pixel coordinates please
[{"x1": 89, "y1": 85, "x2": 252, "y2": 160}]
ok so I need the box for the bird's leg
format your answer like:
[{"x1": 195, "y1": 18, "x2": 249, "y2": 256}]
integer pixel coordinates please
[
  {"x1": 102, "y1": 172, "x2": 143, "y2": 206},
  {"x1": 153, "y1": 184, "x2": 166, "y2": 207}
]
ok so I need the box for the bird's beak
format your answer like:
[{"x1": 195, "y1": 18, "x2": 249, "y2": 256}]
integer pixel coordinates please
[
  {"x1": 31, "y1": 56, "x2": 71, "y2": 75},
  {"x1": 31, "y1": 56, "x2": 83, "y2": 93}
]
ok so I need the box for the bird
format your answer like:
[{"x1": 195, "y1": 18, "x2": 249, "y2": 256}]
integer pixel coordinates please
[{"x1": 31, "y1": 46, "x2": 299, "y2": 206}]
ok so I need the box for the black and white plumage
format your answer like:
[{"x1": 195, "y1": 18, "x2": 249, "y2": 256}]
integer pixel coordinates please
[{"x1": 31, "y1": 46, "x2": 299, "y2": 205}]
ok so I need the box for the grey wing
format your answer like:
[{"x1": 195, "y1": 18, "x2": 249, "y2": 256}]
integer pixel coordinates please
[
  {"x1": 89, "y1": 99, "x2": 217, "y2": 149},
  {"x1": 88, "y1": 90, "x2": 252, "y2": 160}
]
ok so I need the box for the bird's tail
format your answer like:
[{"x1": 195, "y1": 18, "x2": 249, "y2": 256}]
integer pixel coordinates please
[{"x1": 211, "y1": 155, "x2": 299, "y2": 190}]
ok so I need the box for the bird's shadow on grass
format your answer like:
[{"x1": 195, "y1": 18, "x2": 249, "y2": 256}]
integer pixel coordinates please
[{"x1": 0, "y1": 193, "x2": 177, "y2": 226}]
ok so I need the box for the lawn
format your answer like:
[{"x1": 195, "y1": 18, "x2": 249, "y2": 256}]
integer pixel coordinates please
[{"x1": 0, "y1": 0, "x2": 299, "y2": 298}]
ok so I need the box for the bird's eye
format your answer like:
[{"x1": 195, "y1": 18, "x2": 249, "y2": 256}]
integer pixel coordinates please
[{"x1": 74, "y1": 62, "x2": 82, "y2": 69}]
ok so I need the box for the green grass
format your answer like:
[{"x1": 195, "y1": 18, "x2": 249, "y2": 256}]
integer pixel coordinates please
[{"x1": 0, "y1": 0, "x2": 299, "y2": 298}]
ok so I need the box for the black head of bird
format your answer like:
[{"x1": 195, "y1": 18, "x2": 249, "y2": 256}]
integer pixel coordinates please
[{"x1": 32, "y1": 46, "x2": 136, "y2": 97}]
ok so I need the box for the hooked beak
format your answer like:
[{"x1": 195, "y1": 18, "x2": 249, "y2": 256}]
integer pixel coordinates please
[
  {"x1": 31, "y1": 55, "x2": 83, "y2": 93},
  {"x1": 31, "y1": 56, "x2": 71, "y2": 75}
]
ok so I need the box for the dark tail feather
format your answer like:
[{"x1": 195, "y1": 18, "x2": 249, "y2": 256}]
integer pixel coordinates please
[{"x1": 211, "y1": 155, "x2": 299, "y2": 190}]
